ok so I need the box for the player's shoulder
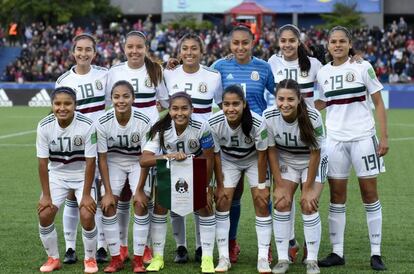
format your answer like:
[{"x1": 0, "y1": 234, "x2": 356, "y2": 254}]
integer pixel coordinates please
[
  {"x1": 189, "y1": 118, "x2": 203, "y2": 130},
  {"x1": 98, "y1": 109, "x2": 115, "y2": 125},
  {"x1": 268, "y1": 54, "x2": 282, "y2": 64},
  {"x1": 263, "y1": 106, "x2": 281, "y2": 119},
  {"x1": 208, "y1": 110, "x2": 225, "y2": 126},
  {"x1": 252, "y1": 57, "x2": 272, "y2": 68},
  {"x1": 76, "y1": 112, "x2": 94, "y2": 126},
  {"x1": 132, "y1": 108, "x2": 151, "y2": 124},
  {"x1": 56, "y1": 69, "x2": 72, "y2": 84},
  {"x1": 309, "y1": 56, "x2": 322, "y2": 67},
  {"x1": 39, "y1": 113, "x2": 56, "y2": 128},
  {"x1": 92, "y1": 65, "x2": 108, "y2": 72},
  {"x1": 251, "y1": 111, "x2": 264, "y2": 127},
  {"x1": 201, "y1": 65, "x2": 220, "y2": 75},
  {"x1": 108, "y1": 62, "x2": 126, "y2": 72},
  {"x1": 307, "y1": 106, "x2": 321, "y2": 122}
]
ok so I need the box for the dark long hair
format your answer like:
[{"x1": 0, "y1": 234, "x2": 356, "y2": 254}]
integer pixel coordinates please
[
  {"x1": 148, "y1": 92, "x2": 192, "y2": 151},
  {"x1": 51, "y1": 86, "x2": 76, "y2": 103},
  {"x1": 230, "y1": 25, "x2": 254, "y2": 41},
  {"x1": 277, "y1": 24, "x2": 311, "y2": 73},
  {"x1": 110, "y1": 80, "x2": 135, "y2": 98},
  {"x1": 124, "y1": 31, "x2": 162, "y2": 87},
  {"x1": 222, "y1": 85, "x2": 253, "y2": 137},
  {"x1": 326, "y1": 26, "x2": 356, "y2": 62},
  {"x1": 276, "y1": 79, "x2": 318, "y2": 148}
]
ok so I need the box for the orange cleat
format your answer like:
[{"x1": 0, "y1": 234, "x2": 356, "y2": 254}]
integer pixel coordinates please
[
  {"x1": 120, "y1": 245, "x2": 129, "y2": 262},
  {"x1": 40, "y1": 257, "x2": 61, "y2": 273},
  {"x1": 84, "y1": 258, "x2": 98, "y2": 273},
  {"x1": 104, "y1": 255, "x2": 124, "y2": 273},
  {"x1": 143, "y1": 246, "x2": 153, "y2": 264},
  {"x1": 132, "y1": 255, "x2": 146, "y2": 273}
]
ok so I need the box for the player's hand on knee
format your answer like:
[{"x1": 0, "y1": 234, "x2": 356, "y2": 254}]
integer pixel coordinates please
[
  {"x1": 101, "y1": 192, "x2": 116, "y2": 213},
  {"x1": 38, "y1": 195, "x2": 54, "y2": 214},
  {"x1": 274, "y1": 191, "x2": 291, "y2": 211},
  {"x1": 80, "y1": 195, "x2": 97, "y2": 215},
  {"x1": 300, "y1": 188, "x2": 318, "y2": 213},
  {"x1": 134, "y1": 190, "x2": 148, "y2": 210}
]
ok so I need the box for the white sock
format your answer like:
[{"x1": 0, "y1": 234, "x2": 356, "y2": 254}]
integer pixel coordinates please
[
  {"x1": 146, "y1": 200, "x2": 154, "y2": 247},
  {"x1": 199, "y1": 215, "x2": 216, "y2": 257},
  {"x1": 82, "y1": 226, "x2": 97, "y2": 260},
  {"x1": 302, "y1": 212, "x2": 321, "y2": 261},
  {"x1": 256, "y1": 215, "x2": 272, "y2": 260},
  {"x1": 117, "y1": 200, "x2": 130, "y2": 247},
  {"x1": 134, "y1": 213, "x2": 150, "y2": 256},
  {"x1": 289, "y1": 199, "x2": 296, "y2": 242},
  {"x1": 63, "y1": 199, "x2": 79, "y2": 251},
  {"x1": 273, "y1": 210, "x2": 290, "y2": 261},
  {"x1": 95, "y1": 206, "x2": 106, "y2": 250},
  {"x1": 328, "y1": 203, "x2": 346, "y2": 257},
  {"x1": 170, "y1": 211, "x2": 186, "y2": 247},
  {"x1": 39, "y1": 223, "x2": 59, "y2": 259},
  {"x1": 215, "y1": 211, "x2": 230, "y2": 259},
  {"x1": 194, "y1": 211, "x2": 201, "y2": 249},
  {"x1": 364, "y1": 200, "x2": 382, "y2": 256},
  {"x1": 102, "y1": 215, "x2": 120, "y2": 256},
  {"x1": 151, "y1": 214, "x2": 168, "y2": 256}
]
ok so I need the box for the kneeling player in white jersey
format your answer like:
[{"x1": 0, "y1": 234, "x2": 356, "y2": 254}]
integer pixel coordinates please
[
  {"x1": 36, "y1": 87, "x2": 99, "y2": 273},
  {"x1": 264, "y1": 79, "x2": 326, "y2": 274},
  {"x1": 106, "y1": 30, "x2": 169, "y2": 264},
  {"x1": 55, "y1": 33, "x2": 110, "y2": 264},
  {"x1": 136, "y1": 92, "x2": 216, "y2": 273},
  {"x1": 96, "y1": 81, "x2": 152, "y2": 273},
  {"x1": 163, "y1": 33, "x2": 223, "y2": 263},
  {"x1": 208, "y1": 85, "x2": 272, "y2": 273},
  {"x1": 316, "y1": 26, "x2": 388, "y2": 271}
]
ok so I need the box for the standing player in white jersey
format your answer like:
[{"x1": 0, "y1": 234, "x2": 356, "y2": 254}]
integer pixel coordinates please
[
  {"x1": 55, "y1": 33, "x2": 110, "y2": 264},
  {"x1": 208, "y1": 85, "x2": 272, "y2": 273},
  {"x1": 105, "y1": 30, "x2": 169, "y2": 264},
  {"x1": 163, "y1": 33, "x2": 223, "y2": 263},
  {"x1": 211, "y1": 25, "x2": 275, "y2": 263},
  {"x1": 264, "y1": 79, "x2": 326, "y2": 274},
  {"x1": 36, "y1": 87, "x2": 99, "y2": 273},
  {"x1": 267, "y1": 24, "x2": 324, "y2": 262},
  {"x1": 316, "y1": 26, "x2": 388, "y2": 271},
  {"x1": 136, "y1": 92, "x2": 217, "y2": 273},
  {"x1": 96, "y1": 81, "x2": 152, "y2": 273}
]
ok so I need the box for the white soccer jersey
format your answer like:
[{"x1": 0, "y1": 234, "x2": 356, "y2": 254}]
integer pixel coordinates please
[
  {"x1": 163, "y1": 65, "x2": 223, "y2": 123},
  {"x1": 263, "y1": 106, "x2": 325, "y2": 170},
  {"x1": 106, "y1": 62, "x2": 169, "y2": 121},
  {"x1": 207, "y1": 110, "x2": 268, "y2": 164},
  {"x1": 36, "y1": 112, "x2": 97, "y2": 180},
  {"x1": 96, "y1": 107, "x2": 151, "y2": 168},
  {"x1": 317, "y1": 59, "x2": 383, "y2": 141},
  {"x1": 268, "y1": 55, "x2": 322, "y2": 107},
  {"x1": 56, "y1": 65, "x2": 109, "y2": 121},
  {"x1": 144, "y1": 118, "x2": 214, "y2": 156}
]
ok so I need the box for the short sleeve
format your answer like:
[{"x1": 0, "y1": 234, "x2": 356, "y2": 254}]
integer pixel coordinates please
[
  {"x1": 311, "y1": 110, "x2": 325, "y2": 150},
  {"x1": 213, "y1": 74, "x2": 223, "y2": 105},
  {"x1": 96, "y1": 120, "x2": 108, "y2": 154},
  {"x1": 84, "y1": 124, "x2": 98, "y2": 158},
  {"x1": 156, "y1": 68, "x2": 170, "y2": 108},
  {"x1": 36, "y1": 123, "x2": 49, "y2": 158},
  {"x1": 254, "y1": 118, "x2": 268, "y2": 151},
  {"x1": 144, "y1": 132, "x2": 161, "y2": 154},
  {"x1": 265, "y1": 65, "x2": 276, "y2": 95},
  {"x1": 199, "y1": 123, "x2": 214, "y2": 150},
  {"x1": 362, "y1": 62, "x2": 383, "y2": 95}
]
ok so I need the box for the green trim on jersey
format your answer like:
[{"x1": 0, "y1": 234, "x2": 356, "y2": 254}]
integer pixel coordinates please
[
  {"x1": 299, "y1": 82, "x2": 314, "y2": 89},
  {"x1": 77, "y1": 95, "x2": 105, "y2": 106},
  {"x1": 192, "y1": 98, "x2": 213, "y2": 105},
  {"x1": 325, "y1": 86, "x2": 366, "y2": 98},
  {"x1": 135, "y1": 92, "x2": 156, "y2": 98}
]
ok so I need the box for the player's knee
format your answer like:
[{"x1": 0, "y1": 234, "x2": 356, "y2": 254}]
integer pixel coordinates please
[
  {"x1": 274, "y1": 196, "x2": 291, "y2": 211},
  {"x1": 38, "y1": 208, "x2": 55, "y2": 226},
  {"x1": 301, "y1": 203, "x2": 316, "y2": 215},
  {"x1": 134, "y1": 203, "x2": 148, "y2": 216},
  {"x1": 79, "y1": 208, "x2": 95, "y2": 227}
]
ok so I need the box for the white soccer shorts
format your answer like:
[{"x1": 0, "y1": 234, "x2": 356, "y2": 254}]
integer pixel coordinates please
[{"x1": 221, "y1": 158, "x2": 271, "y2": 188}]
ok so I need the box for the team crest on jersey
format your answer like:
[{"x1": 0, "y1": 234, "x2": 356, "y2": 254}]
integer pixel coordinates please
[
  {"x1": 345, "y1": 72, "x2": 355, "y2": 82},
  {"x1": 300, "y1": 71, "x2": 309, "y2": 77},
  {"x1": 244, "y1": 136, "x2": 253, "y2": 144},
  {"x1": 188, "y1": 139, "x2": 198, "y2": 150},
  {"x1": 95, "y1": 80, "x2": 103, "y2": 90},
  {"x1": 198, "y1": 82, "x2": 208, "y2": 93},
  {"x1": 251, "y1": 71, "x2": 260, "y2": 81},
  {"x1": 131, "y1": 132, "x2": 140, "y2": 144},
  {"x1": 145, "y1": 77, "x2": 153, "y2": 88},
  {"x1": 73, "y1": 135, "x2": 83, "y2": 147},
  {"x1": 277, "y1": 70, "x2": 283, "y2": 76}
]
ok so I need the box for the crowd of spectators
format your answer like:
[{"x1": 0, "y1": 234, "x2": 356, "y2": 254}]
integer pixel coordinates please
[{"x1": 2, "y1": 16, "x2": 413, "y2": 84}]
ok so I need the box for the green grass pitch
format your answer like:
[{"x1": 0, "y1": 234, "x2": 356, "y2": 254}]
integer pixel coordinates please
[{"x1": 0, "y1": 107, "x2": 413, "y2": 273}]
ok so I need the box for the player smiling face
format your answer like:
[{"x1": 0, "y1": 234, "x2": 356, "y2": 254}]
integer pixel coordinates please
[
  {"x1": 328, "y1": 30, "x2": 352, "y2": 63},
  {"x1": 124, "y1": 34, "x2": 147, "y2": 69},
  {"x1": 72, "y1": 37, "x2": 96, "y2": 68},
  {"x1": 230, "y1": 30, "x2": 254, "y2": 64},
  {"x1": 276, "y1": 87, "x2": 299, "y2": 122},
  {"x1": 169, "y1": 96, "x2": 193, "y2": 131},
  {"x1": 52, "y1": 92, "x2": 76, "y2": 127},
  {"x1": 222, "y1": 92, "x2": 245, "y2": 127},
  {"x1": 112, "y1": 82, "x2": 134, "y2": 116},
  {"x1": 179, "y1": 37, "x2": 202, "y2": 68},
  {"x1": 279, "y1": 29, "x2": 299, "y2": 61}
]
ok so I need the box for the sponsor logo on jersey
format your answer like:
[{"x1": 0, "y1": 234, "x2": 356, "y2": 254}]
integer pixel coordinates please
[
  {"x1": 345, "y1": 72, "x2": 355, "y2": 82},
  {"x1": 226, "y1": 73, "x2": 234, "y2": 80},
  {"x1": 277, "y1": 70, "x2": 283, "y2": 76},
  {"x1": 173, "y1": 84, "x2": 179, "y2": 89},
  {"x1": 51, "y1": 140, "x2": 57, "y2": 146},
  {"x1": 0, "y1": 89, "x2": 13, "y2": 106},
  {"x1": 188, "y1": 139, "x2": 199, "y2": 150},
  {"x1": 131, "y1": 132, "x2": 140, "y2": 143},
  {"x1": 29, "y1": 89, "x2": 51, "y2": 107},
  {"x1": 324, "y1": 80, "x2": 329, "y2": 85},
  {"x1": 198, "y1": 82, "x2": 208, "y2": 93},
  {"x1": 275, "y1": 133, "x2": 281, "y2": 139},
  {"x1": 220, "y1": 136, "x2": 227, "y2": 142},
  {"x1": 251, "y1": 71, "x2": 260, "y2": 81},
  {"x1": 166, "y1": 143, "x2": 172, "y2": 150},
  {"x1": 73, "y1": 135, "x2": 83, "y2": 147},
  {"x1": 300, "y1": 71, "x2": 309, "y2": 77},
  {"x1": 145, "y1": 77, "x2": 153, "y2": 88},
  {"x1": 95, "y1": 80, "x2": 103, "y2": 90},
  {"x1": 244, "y1": 136, "x2": 253, "y2": 144}
]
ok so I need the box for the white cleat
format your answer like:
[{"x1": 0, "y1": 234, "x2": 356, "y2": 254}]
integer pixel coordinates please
[
  {"x1": 306, "y1": 260, "x2": 320, "y2": 274},
  {"x1": 257, "y1": 257, "x2": 271, "y2": 273},
  {"x1": 215, "y1": 256, "x2": 231, "y2": 272},
  {"x1": 272, "y1": 260, "x2": 290, "y2": 274}
]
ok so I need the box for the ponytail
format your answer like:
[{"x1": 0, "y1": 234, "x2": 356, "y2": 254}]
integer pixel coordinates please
[
  {"x1": 144, "y1": 56, "x2": 162, "y2": 87},
  {"x1": 149, "y1": 113, "x2": 172, "y2": 151}
]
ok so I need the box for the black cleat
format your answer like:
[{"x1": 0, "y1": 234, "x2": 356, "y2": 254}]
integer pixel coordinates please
[
  {"x1": 318, "y1": 253, "x2": 345, "y2": 267},
  {"x1": 371, "y1": 255, "x2": 387, "y2": 271},
  {"x1": 194, "y1": 246, "x2": 202, "y2": 263},
  {"x1": 63, "y1": 248, "x2": 77, "y2": 264},
  {"x1": 96, "y1": 247, "x2": 108, "y2": 263},
  {"x1": 174, "y1": 246, "x2": 189, "y2": 263}
]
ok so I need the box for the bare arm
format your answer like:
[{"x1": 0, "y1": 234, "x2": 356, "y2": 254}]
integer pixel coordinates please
[{"x1": 371, "y1": 91, "x2": 389, "y2": 157}]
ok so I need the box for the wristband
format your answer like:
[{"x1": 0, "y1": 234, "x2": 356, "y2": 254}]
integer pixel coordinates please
[{"x1": 257, "y1": 182, "x2": 266, "y2": 190}]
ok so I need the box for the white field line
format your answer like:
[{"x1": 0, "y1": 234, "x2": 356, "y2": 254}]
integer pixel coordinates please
[
  {"x1": 389, "y1": 123, "x2": 414, "y2": 127},
  {"x1": 0, "y1": 130, "x2": 36, "y2": 140},
  {"x1": 0, "y1": 143, "x2": 35, "y2": 147}
]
